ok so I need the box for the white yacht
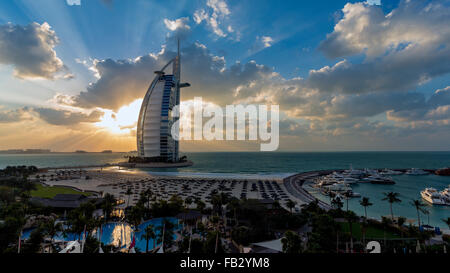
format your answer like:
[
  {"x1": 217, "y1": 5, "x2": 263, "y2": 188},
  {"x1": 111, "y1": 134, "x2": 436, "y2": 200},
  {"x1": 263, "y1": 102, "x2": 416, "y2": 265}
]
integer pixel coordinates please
[
  {"x1": 439, "y1": 185, "x2": 450, "y2": 204},
  {"x1": 421, "y1": 188, "x2": 446, "y2": 205},
  {"x1": 380, "y1": 168, "x2": 402, "y2": 175},
  {"x1": 406, "y1": 168, "x2": 428, "y2": 175},
  {"x1": 343, "y1": 164, "x2": 365, "y2": 177},
  {"x1": 360, "y1": 174, "x2": 395, "y2": 184},
  {"x1": 325, "y1": 183, "x2": 352, "y2": 192},
  {"x1": 340, "y1": 177, "x2": 359, "y2": 184}
]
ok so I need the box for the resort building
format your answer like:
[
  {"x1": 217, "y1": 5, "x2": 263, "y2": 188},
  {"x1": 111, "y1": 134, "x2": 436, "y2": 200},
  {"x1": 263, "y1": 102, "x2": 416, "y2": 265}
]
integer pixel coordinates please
[{"x1": 136, "y1": 41, "x2": 190, "y2": 162}]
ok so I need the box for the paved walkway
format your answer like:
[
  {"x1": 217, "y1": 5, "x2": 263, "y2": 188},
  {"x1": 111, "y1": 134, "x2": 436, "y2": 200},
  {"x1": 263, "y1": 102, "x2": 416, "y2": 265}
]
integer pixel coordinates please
[{"x1": 283, "y1": 171, "x2": 332, "y2": 210}]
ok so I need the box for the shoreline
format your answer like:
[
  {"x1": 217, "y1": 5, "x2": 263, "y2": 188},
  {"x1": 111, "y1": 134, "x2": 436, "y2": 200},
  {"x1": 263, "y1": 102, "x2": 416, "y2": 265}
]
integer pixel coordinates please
[
  {"x1": 35, "y1": 167, "x2": 443, "y2": 207},
  {"x1": 37, "y1": 168, "x2": 302, "y2": 211},
  {"x1": 30, "y1": 166, "x2": 450, "y2": 230}
]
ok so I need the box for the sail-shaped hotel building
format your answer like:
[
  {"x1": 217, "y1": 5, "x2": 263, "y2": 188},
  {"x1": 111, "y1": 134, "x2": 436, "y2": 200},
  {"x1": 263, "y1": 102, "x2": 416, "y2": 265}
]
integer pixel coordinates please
[{"x1": 136, "y1": 42, "x2": 190, "y2": 162}]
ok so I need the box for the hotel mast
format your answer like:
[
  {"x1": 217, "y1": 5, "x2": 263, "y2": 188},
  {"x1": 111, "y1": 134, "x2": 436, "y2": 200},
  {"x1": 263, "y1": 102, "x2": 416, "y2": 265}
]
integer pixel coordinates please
[{"x1": 136, "y1": 40, "x2": 190, "y2": 162}]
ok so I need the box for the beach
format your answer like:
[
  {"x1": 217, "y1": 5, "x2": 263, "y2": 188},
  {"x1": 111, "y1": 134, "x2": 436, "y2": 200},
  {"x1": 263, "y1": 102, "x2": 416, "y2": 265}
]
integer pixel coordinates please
[{"x1": 36, "y1": 167, "x2": 308, "y2": 211}]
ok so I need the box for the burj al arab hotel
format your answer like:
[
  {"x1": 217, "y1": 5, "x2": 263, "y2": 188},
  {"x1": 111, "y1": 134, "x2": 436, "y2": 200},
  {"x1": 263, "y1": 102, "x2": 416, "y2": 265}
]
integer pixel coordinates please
[{"x1": 136, "y1": 41, "x2": 190, "y2": 163}]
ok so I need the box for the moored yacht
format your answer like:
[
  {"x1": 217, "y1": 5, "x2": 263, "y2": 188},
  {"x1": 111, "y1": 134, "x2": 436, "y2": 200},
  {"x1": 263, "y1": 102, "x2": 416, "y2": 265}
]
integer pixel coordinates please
[
  {"x1": 324, "y1": 183, "x2": 352, "y2": 192},
  {"x1": 421, "y1": 188, "x2": 446, "y2": 205},
  {"x1": 406, "y1": 168, "x2": 428, "y2": 175},
  {"x1": 439, "y1": 185, "x2": 450, "y2": 204},
  {"x1": 380, "y1": 168, "x2": 402, "y2": 175}
]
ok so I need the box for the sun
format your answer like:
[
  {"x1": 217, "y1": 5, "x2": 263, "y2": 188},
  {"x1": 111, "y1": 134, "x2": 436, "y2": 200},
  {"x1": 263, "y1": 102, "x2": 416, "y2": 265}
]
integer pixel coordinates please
[{"x1": 95, "y1": 99, "x2": 142, "y2": 134}]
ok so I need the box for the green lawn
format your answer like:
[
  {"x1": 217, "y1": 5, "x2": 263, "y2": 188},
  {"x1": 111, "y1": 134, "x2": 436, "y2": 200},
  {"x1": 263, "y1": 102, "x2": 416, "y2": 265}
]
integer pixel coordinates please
[
  {"x1": 30, "y1": 183, "x2": 91, "y2": 198},
  {"x1": 339, "y1": 222, "x2": 401, "y2": 240}
]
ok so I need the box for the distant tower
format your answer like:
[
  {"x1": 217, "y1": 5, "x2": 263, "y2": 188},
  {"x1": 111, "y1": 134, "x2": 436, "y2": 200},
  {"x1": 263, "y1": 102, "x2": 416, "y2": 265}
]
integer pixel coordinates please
[{"x1": 136, "y1": 39, "x2": 190, "y2": 162}]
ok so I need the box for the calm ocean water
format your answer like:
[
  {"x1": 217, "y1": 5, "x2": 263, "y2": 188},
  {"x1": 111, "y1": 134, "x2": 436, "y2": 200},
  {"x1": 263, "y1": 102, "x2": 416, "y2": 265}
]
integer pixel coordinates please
[{"x1": 1, "y1": 152, "x2": 449, "y2": 227}]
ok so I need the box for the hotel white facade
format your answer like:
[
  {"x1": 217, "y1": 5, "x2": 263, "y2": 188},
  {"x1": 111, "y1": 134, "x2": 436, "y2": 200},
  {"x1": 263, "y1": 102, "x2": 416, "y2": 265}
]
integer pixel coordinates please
[{"x1": 136, "y1": 43, "x2": 189, "y2": 162}]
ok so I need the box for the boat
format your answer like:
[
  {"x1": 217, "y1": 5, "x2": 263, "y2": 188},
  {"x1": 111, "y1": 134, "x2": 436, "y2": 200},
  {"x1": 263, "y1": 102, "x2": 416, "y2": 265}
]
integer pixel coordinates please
[
  {"x1": 420, "y1": 188, "x2": 446, "y2": 205},
  {"x1": 348, "y1": 191, "x2": 361, "y2": 197},
  {"x1": 439, "y1": 185, "x2": 450, "y2": 204},
  {"x1": 360, "y1": 175, "x2": 395, "y2": 184},
  {"x1": 340, "y1": 177, "x2": 359, "y2": 184},
  {"x1": 343, "y1": 164, "x2": 365, "y2": 178},
  {"x1": 363, "y1": 168, "x2": 379, "y2": 175},
  {"x1": 324, "y1": 183, "x2": 352, "y2": 192},
  {"x1": 369, "y1": 176, "x2": 395, "y2": 185},
  {"x1": 380, "y1": 168, "x2": 402, "y2": 175},
  {"x1": 406, "y1": 168, "x2": 428, "y2": 175}
]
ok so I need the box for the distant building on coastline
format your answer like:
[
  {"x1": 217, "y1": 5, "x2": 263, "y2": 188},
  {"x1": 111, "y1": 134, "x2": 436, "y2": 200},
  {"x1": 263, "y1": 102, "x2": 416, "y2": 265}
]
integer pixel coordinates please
[
  {"x1": 135, "y1": 40, "x2": 190, "y2": 163},
  {"x1": 0, "y1": 149, "x2": 51, "y2": 154}
]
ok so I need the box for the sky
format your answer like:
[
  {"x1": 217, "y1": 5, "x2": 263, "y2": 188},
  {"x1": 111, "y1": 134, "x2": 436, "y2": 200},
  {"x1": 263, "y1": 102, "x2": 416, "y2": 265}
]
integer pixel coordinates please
[{"x1": 0, "y1": 0, "x2": 450, "y2": 152}]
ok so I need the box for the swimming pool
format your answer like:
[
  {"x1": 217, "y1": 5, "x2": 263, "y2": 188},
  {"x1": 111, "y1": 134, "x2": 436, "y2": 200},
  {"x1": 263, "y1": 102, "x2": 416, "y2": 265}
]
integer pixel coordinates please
[
  {"x1": 21, "y1": 217, "x2": 180, "y2": 252},
  {"x1": 96, "y1": 217, "x2": 180, "y2": 251}
]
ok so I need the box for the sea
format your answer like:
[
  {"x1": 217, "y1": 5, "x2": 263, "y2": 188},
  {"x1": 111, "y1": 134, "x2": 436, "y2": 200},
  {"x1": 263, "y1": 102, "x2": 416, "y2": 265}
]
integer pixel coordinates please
[{"x1": 1, "y1": 151, "x2": 449, "y2": 228}]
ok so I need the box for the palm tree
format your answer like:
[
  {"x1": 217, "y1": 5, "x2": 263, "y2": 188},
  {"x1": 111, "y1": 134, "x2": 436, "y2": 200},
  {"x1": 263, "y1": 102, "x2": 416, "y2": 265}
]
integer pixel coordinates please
[
  {"x1": 141, "y1": 224, "x2": 156, "y2": 253},
  {"x1": 381, "y1": 216, "x2": 392, "y2": 249},
  {"x1": 411, "y1": 199, "x2": 427, "y2": 227},
  {"x1": 211, "y1": 193, "x2": 229, "y2": 216},
  {"x1": 102, "y1": 193, "x2": 116, "y2": 221},
  {"x1": 285, "y1": 199, "x2": 296, "y2": 214},
  {"x1": 157, "y1": 220, "x2": 175, "y2": 252},
  {"x1": 227, "y1": 198, "x2": 240, "y2": 226},
  {"x1": 342, "y1": 192, "x2": 352, "y2": 211},
  {"x1": 281, "y1": 231, "x2": 302, "y2": 253},
  {"x1": 359, "y1": 197, "x2": 373, "y2": 219},
  {"x1": 360, "y1": 220, "x2": 368, "y2": 252},
  {"x1": 195, "y1": 200, "x2": 206, "y2": 212},
  {"x1": 331, "y1": 196, "x2": 344, "y2": 210},
  {"x1": 141, "y1": 189, "x2": 152, "y2": 209},
  {"x1": 126, "y1": 205, "x2": 144, "y2": 229},
  {"x1": 219, "y1": 192, "x2": 229, "y2": 216},
  {"x1": 345, "y1": 211, "x2": 359, "y2": 252},
  {"x1": 382, "y1": 192, "x2": 401, "y2": 221},
  {"x1": 397, "y1": 216, "x2": 406, "y2": 239},
  {"x1": 211, "y1": 195, "x2": 221, "y2": 216},
  {"x1": 125, "y1": 188, "x2": 133, "y2": 208},
  {"x1": 184, "y1": 197, "x2": 193, "y2": 209},
  {"x1": 328, "y1": 191, "x2": 336, "y2": 204},
  {"x1": 42, "y1": 219, "x2": 63, "y2": 246}
]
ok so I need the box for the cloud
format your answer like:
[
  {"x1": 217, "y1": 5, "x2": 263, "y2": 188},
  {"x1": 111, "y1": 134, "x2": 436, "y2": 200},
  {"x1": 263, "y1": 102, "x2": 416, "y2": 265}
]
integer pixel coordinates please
[
  {"x1": 366, "y1": 0, "x2": 381, "y2": 6},
  {"x1": 33, "y1": 108, "x2": 104, "y2": 126},
  {"x1": 193, "y1": 0, "x2": 234, "y2": 38},
  {"x1": 387, "y1": 86, "x2": 450, "y2": 122},
  {"x1": 313, "y1": 1, "x2": 450, "y2": 94},
  {"x1": 66, "y1": 0, "x2": 81, "y2": 6},
  {"x1": 164, "y1": 17, "x2": 192, "y2": 42},
  {"x1": 69, "y1": 42, "x2": 274, "y2": 111},
  {"x1": 261, "y1": 36, "x2": 274, "y2": 48},
  {"x1": 0, "y1": 22, "x2": 70, "y2": 79},
  {"x1": 0, "y1": 106, "x2": 103, "y2": 127},
  {"x1": 164, "y1": 17, "x2": 190, "y2": 32},
  {"x1": 0, "y1": 108, "x2": 31, "y2": 123}
]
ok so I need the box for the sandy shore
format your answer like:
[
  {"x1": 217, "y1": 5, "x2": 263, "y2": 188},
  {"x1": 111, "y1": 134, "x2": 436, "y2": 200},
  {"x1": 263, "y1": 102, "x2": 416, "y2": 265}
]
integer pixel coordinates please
[{"x1": 36, "y1": 168, "x2": 306, "y2": 210}]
